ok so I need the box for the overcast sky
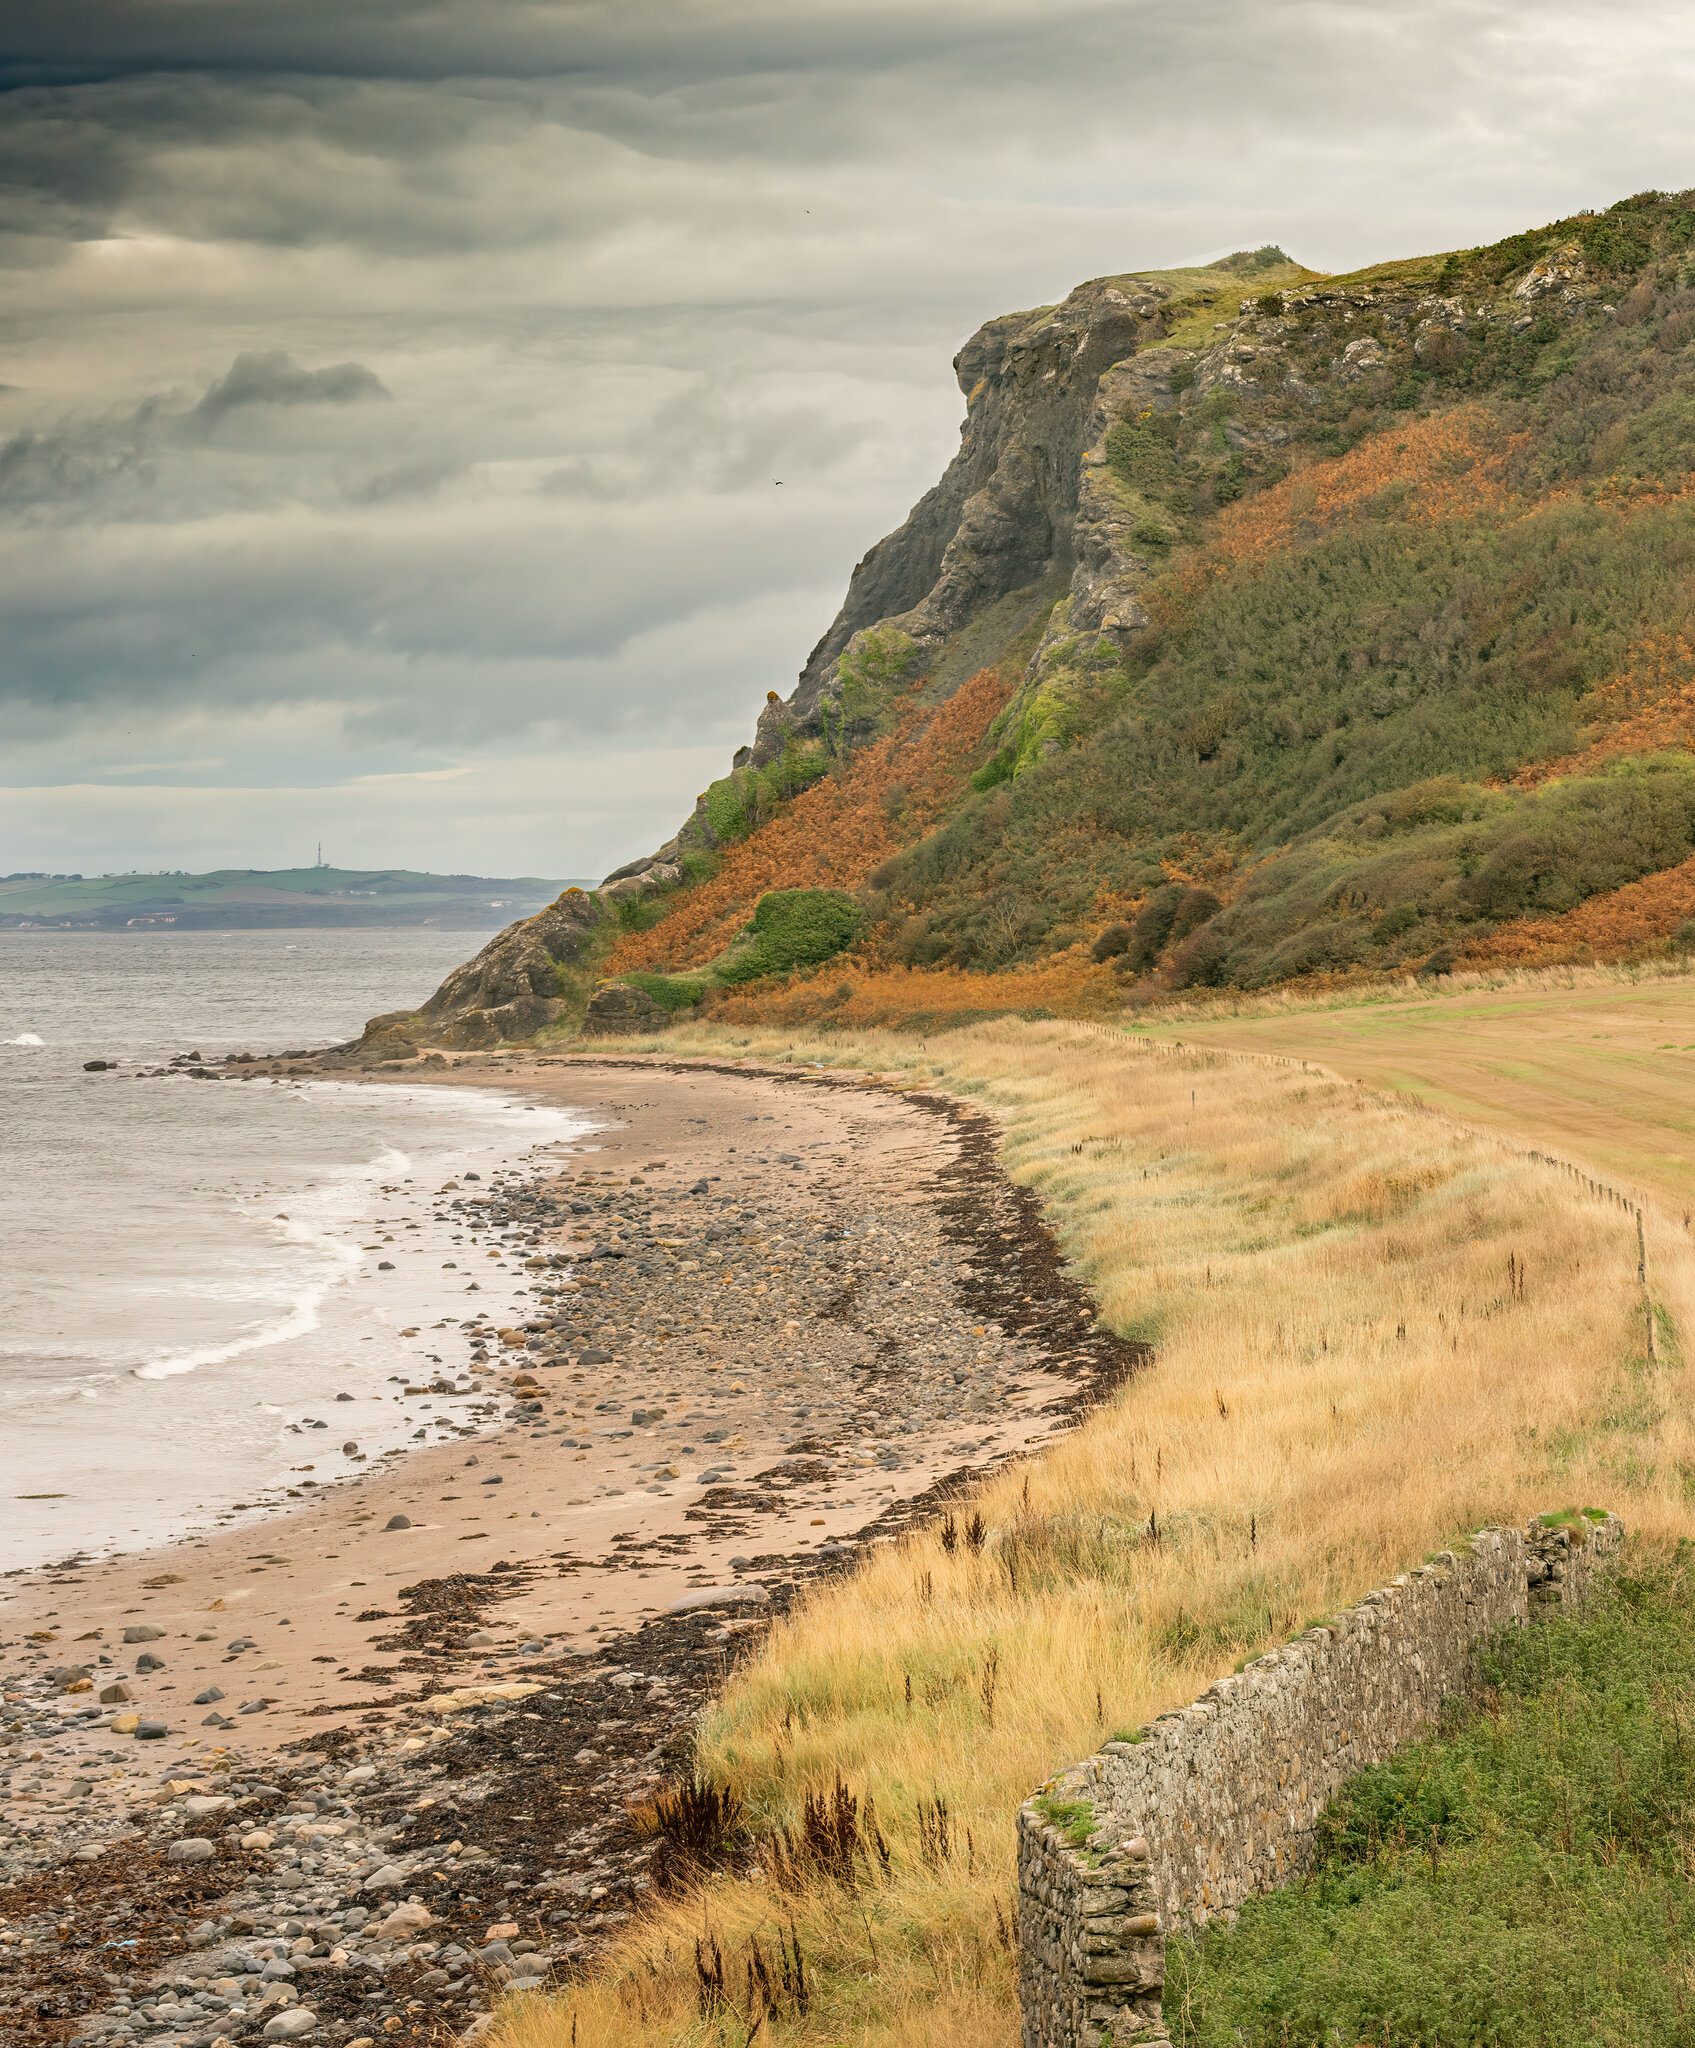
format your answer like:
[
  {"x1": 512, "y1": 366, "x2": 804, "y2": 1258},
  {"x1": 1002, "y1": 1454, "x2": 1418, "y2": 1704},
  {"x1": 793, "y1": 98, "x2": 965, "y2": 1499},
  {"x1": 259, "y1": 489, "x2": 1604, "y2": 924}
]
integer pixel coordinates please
[{"x1": 3, "y1": 0, "x2": 1694, "y2": 878}]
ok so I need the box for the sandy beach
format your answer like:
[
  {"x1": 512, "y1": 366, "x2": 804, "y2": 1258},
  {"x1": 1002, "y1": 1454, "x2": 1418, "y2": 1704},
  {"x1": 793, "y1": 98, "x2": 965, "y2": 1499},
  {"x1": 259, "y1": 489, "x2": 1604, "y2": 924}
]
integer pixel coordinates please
[{"x1": 0, "y1": 1053, "x2": 1138, "y2": 2048}]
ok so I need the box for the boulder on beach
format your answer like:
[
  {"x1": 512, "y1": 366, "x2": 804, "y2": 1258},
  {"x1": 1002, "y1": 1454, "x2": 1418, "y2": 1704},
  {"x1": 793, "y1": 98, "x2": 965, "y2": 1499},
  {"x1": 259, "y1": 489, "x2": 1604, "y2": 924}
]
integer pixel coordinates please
[{"x1": 664, "y1": 1583, "x2": 770, "y2": 1614}]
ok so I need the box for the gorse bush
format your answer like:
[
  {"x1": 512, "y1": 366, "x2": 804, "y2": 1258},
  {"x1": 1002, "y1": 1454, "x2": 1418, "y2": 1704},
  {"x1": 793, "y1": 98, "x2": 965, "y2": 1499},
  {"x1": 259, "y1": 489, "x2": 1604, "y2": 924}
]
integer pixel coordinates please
[{"x1": 1168, "y1": 1551, "x2": 1695, "y2": 2047}]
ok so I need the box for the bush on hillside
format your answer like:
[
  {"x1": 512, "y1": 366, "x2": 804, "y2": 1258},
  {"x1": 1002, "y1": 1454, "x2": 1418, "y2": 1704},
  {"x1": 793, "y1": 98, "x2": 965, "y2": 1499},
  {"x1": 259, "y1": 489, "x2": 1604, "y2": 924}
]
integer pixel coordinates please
[{"x1": 714, "y1": 888, "x2": 863, "y2": 985}]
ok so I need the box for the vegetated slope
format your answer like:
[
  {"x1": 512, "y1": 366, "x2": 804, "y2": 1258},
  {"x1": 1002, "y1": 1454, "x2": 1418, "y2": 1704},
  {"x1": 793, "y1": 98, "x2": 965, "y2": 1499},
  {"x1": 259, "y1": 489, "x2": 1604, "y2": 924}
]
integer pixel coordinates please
[
  {"x1": 613, "y1": 192, "x2": 1695, "y2": 1003},
  {"x1": 409, "y1": 190, "x2": 1695, "y2": 1046}
]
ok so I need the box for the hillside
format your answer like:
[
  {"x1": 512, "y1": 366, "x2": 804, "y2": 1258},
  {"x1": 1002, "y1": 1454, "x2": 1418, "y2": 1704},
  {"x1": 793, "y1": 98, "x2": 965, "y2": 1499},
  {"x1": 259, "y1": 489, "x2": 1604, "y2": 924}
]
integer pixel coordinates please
[
  {"x1": 0, "y1": 865, "x2": 581, "y2": 932},
  {"x1": 399, "y1": 191, "x2": 1695, "y2": 1046}
]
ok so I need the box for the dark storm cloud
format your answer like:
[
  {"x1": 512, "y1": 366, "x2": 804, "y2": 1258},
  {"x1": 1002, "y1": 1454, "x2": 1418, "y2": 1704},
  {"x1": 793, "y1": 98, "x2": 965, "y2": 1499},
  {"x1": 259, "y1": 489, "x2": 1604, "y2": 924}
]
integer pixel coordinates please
[{"x1": 0, "y1": 0, "x2": 1136, "y2": 90}]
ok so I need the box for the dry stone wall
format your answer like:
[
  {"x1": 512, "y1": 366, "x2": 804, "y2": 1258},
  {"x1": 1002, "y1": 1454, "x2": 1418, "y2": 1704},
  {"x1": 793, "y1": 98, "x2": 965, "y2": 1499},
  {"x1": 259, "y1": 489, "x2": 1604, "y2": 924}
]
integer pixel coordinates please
[{"x1": 1017, "y1": 1511, "x2": 1623, "y2": 2048}]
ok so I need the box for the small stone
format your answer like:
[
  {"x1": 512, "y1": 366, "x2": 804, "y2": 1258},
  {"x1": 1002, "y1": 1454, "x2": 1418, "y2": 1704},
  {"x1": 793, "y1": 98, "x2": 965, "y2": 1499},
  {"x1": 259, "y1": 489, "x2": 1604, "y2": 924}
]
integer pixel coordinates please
[
  {"x1": 135, "y1": 1719, "x2": 169, "y2": 1739},
  {"x1": 99, "y1": 1681, "x2": 135, "y2": 1704},
  {"x1": 123, "y1": 1624, "x2": 166, "y2": 1644},
  {"x1": 169, "y1": 1838, "x2": 217, "y2": 1864},
  {"x1": 383, "y1": 1515, "x2": 412, "y2": 1532},
  {"x1": 194, "y1": 1686, "x2": 226, "y2": 1705},
  {"x1": 664, "y1": 1583, "x2": 769, "y2": 1614},
  {"x1": 363, "y1": 1863, "x2": 407, "y2": 1893}
]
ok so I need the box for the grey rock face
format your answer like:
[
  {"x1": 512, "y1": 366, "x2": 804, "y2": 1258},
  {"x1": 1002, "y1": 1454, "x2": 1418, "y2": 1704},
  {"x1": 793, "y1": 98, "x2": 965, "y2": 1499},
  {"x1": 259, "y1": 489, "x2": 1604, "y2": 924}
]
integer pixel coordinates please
[
  {"x1": 364, "y1": 886, "x2": 607, "y2": 1051},
  {"x1": 580, "y1": 981, "x2": 669, "y2": 1038}
]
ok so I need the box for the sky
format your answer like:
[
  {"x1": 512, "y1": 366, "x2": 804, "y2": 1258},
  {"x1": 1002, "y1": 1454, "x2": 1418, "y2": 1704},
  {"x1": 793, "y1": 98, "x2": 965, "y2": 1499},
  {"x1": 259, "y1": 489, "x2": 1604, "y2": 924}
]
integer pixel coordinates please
[{"x1": 4, "y1": 1, "x2": 1695, "y2": 880}]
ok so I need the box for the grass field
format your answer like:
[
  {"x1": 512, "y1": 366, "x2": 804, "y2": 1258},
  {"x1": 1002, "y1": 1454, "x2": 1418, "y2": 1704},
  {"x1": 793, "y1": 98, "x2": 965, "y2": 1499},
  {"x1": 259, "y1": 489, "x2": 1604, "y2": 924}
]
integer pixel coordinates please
[
  {"x1": 1146, "y1": 964, "x2": 1695, "y2": 1214},
  {"x1": 492, "y1": 1012, "x2": 1695, "y2": 2048}
]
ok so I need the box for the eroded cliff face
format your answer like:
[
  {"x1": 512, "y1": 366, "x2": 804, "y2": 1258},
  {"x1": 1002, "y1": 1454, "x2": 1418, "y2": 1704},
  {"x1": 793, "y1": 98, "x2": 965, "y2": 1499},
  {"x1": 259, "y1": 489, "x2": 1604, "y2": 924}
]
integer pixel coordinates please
[
  {"x1": 612, "y1": 256, "x2": 1279, "y2": 887},
  {"x1": 786, "y1": 280, "x2": 1172, "y2": 714}
]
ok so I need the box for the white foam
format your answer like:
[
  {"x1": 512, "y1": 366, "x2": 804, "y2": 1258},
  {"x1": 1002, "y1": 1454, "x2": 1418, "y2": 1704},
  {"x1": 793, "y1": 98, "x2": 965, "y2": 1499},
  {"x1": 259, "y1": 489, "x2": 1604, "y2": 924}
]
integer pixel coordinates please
[{"x1": 5, "y1": 1032, "x2": 45, "y2": 1047}]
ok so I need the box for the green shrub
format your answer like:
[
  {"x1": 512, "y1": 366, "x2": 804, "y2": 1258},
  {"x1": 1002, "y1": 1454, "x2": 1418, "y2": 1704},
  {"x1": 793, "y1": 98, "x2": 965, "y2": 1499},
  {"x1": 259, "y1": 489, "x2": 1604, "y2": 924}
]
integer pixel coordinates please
[
  {"x1": 1128, "y1": 884, "x2": 1186, "y2": 971},
  {"x1": 1091, "y1": 921, "x2": 1133, "y2": 963},
  {"x1": 715, "y1": 888, "x2": 863, "y2": 985}
]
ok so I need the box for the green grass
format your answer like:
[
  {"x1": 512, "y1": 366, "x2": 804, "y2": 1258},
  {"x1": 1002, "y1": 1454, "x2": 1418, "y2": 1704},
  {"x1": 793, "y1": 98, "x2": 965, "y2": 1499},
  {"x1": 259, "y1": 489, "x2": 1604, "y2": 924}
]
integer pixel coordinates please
[{"x1": 1167, "y1": 1547, "x2": 1695, "y2": 2047}]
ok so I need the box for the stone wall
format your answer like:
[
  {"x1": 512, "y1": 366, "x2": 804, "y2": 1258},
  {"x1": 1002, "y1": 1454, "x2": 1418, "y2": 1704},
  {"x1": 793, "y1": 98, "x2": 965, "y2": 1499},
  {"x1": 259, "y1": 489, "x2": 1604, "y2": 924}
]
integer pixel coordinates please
[{"x1": 1017, "y1": 1511, "x2": 1624, "y2": 2048}]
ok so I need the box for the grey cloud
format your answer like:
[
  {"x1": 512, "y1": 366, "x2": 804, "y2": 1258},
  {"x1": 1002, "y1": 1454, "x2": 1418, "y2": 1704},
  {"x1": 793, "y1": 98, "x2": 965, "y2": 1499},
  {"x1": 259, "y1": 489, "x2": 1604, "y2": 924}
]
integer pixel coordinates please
[
  {"x1": 543, "y1": 376, "x2": 874, "y2": 499},
  {"x1": 341, "y1": 455, "x2": 466, "y2": 504},
  {"x1": 0, "y1": 351, "x2": 397, "y2": 514},
  {"x1": 0, "y1": 1, "x2": 1129, "y2": 90},
  {"x1": 190, "y1": 350, "x2": 389, "y2": 427}
]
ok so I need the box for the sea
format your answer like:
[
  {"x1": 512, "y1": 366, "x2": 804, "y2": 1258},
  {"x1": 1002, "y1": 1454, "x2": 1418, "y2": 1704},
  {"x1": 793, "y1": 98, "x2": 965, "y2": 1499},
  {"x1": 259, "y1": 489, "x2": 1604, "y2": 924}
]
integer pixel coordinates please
[{"x1": 0, "y1": 929, "x2": 593, "y2": 1574}]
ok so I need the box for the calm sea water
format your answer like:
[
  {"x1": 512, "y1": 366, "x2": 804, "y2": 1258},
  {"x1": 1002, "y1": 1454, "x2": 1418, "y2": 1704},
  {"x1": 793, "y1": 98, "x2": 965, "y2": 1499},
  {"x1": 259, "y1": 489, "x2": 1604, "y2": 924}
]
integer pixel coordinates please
[{"x1": 0, "y1": 930, "x2": 591, "y2": 1572}]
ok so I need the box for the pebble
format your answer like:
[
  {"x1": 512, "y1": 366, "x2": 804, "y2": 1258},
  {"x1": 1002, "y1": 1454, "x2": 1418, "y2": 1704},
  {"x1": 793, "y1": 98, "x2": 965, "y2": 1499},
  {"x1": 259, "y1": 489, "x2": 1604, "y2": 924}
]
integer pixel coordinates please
[
  {"x1": 167, "y1": 1838, "x2": 216, "y2": 1864},
  {"x1": 0, "y1": 1072, "x2": 1117, "y2": 2048}
]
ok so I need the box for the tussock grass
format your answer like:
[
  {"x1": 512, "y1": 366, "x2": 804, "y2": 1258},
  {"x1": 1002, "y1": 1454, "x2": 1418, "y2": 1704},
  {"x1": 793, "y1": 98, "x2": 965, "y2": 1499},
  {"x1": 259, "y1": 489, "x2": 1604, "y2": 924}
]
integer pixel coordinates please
[{"x1": 495, "y1": 1019, "x2": 1695, "y2": 2048}]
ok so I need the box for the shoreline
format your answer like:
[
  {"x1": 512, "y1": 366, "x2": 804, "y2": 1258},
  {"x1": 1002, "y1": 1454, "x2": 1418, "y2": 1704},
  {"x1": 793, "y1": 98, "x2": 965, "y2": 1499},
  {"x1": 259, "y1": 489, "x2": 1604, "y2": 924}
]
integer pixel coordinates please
[
  {"x1": 3, "y1": 1071, "x2": 593, "y2": 1579},
  {"x1": 0, "y1": 1051, "x2": 1142, "y2": 2048}
]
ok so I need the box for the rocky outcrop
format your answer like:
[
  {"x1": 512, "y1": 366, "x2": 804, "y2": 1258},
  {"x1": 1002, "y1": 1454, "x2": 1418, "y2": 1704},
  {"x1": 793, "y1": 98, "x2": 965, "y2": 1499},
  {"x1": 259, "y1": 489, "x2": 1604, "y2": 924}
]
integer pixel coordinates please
[
  {"x1": 744, "y1": 277, "x2": 1175, "y2": 765},
  {"x1": 605, "y1": 272, "x2": 1191, "y2": 894},
  {"x1": 359, "y1": 887, "x2": 608, "y2": 1051},
  {"x1": 581, "y1": 980, "x2": 669, "y2": 1037}
]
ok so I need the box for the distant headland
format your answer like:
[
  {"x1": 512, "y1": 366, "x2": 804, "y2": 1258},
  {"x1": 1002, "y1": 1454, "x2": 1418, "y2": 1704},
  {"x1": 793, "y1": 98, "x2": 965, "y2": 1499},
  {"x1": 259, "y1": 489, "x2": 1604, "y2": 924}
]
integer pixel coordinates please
[{"x1": 0, "y1": 865, "x2": 592, "y2": 932}]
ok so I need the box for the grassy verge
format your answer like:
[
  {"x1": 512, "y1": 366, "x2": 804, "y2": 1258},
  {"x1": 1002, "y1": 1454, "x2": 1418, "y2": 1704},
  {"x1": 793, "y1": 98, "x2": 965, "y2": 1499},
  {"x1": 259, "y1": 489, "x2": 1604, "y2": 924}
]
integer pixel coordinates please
[
  {"x1": 495, "y1": 1018, "x2": 1695, "y2": 2048},
  {"x1": 1168, "y1": 1546, "x2": 1695, "y2": 2047}
]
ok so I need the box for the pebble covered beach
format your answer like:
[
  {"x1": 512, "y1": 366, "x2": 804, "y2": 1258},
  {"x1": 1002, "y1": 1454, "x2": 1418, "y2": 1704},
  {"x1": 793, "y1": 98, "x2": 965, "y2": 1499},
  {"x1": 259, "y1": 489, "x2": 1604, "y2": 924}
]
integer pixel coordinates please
[{"x1": 1, "y1": 1053, "x2": 1140, "y2": 2048}]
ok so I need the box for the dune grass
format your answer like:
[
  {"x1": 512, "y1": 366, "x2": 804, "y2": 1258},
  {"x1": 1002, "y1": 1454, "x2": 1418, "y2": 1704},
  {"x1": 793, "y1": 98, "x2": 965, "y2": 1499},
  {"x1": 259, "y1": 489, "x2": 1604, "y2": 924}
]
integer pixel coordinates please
[{"x1": 494, "y1": 1017, "x2": 1695, "y2": 2048}]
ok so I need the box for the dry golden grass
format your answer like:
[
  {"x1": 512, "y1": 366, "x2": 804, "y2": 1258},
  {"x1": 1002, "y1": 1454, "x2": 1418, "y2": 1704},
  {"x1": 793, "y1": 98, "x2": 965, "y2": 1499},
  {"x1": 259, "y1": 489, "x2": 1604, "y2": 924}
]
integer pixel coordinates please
[
  {"x1": 494, "y1": 1016, "x2": 1695, "y2": 2048},
  {"x1": 1150, "y1": 960, "x2": 1695, "y2": 1212}
]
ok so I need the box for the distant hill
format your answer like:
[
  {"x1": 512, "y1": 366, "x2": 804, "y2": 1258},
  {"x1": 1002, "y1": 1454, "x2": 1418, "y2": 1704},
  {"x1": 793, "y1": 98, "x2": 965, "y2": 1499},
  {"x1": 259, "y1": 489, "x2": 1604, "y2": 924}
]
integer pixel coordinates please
[
  {"x1": 0, "y1": 866, "x2": 589, "y2": 932},
  {"x1": 391, "y1": 190, "x2": 1695, "y2": 1045}
]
